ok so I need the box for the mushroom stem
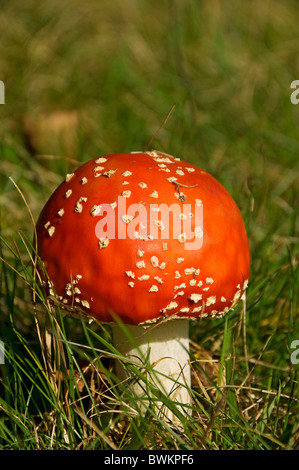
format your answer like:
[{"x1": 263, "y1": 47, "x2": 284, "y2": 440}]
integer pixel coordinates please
[{"x1": 113, "y1": 319, "x2": 192, "y2": 424}]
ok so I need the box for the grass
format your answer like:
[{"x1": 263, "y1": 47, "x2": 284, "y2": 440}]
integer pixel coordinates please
[{"x1": 0, "y1": 0, "x2": 299, "y2": 450}]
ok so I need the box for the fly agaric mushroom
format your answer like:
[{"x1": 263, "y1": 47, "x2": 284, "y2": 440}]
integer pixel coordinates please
[{"x1": 36, "y1": 150, "x2": 250, "y2": 423}]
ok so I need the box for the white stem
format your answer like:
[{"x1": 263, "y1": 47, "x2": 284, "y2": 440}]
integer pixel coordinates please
[{"x1": 113, "y1": 319, "x2": 192, "y2": 424}]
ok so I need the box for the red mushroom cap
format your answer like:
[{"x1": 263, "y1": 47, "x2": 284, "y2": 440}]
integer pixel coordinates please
[{"x1": 36, "y1": 151, "x2": 250, "y2": 325}]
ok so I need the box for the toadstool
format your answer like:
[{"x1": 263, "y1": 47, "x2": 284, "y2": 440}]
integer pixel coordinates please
[{"x1": 36, "y1": 150, "x2": 250, "y2": 423}]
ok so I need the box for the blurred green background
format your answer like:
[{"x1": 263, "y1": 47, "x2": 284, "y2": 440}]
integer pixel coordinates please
[
  {"x1": 0, "y1": 0, "x2": 298, "y2": 449},
  {"x1": 0, "y1": 5, "x2": 298, "y2": 188}
]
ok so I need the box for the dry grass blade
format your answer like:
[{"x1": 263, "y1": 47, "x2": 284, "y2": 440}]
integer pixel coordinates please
[
  {"x1": 237, "y1": 336, "x2": 272, "y2": 393},
  {"x1": 8, "y1": 176, "x2": 37, "y2": 245},
  {"x1": 144, "y1": 103, "x2": 176, "y2": 151},
  {"x1": 74, "y1": 406, "x2": 118, "y2": 450}
]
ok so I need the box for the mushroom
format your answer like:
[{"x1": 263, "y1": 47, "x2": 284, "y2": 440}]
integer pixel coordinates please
[{"x1": 36, "y1": 151, "x2": 250, "y2": 424}]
